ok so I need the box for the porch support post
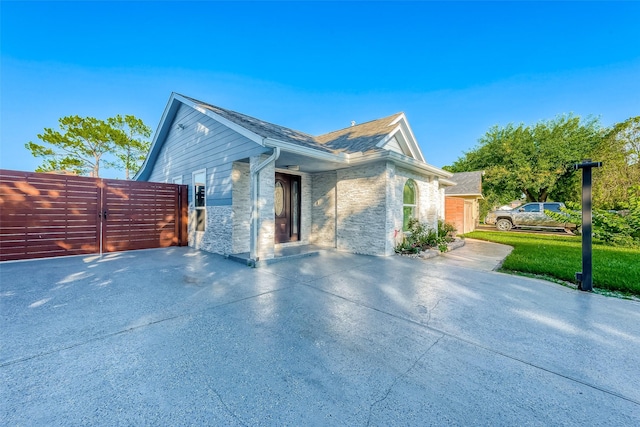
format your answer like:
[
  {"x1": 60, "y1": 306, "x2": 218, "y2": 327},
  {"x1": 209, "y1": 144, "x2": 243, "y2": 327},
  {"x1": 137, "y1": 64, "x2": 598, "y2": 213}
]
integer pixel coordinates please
[{"x1": 250, "y1": 148, "x2": 279, "y2": 264}]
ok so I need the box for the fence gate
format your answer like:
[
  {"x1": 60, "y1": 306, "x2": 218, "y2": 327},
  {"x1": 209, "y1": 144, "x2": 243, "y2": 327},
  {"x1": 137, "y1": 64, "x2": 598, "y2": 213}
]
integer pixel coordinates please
[{"x1": 0, "y1": 170, "x2": 188, "y2": 262}]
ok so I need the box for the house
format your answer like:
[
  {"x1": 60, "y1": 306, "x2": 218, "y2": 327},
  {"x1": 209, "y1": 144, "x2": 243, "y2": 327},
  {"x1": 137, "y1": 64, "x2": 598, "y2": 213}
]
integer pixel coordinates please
[
  {"x1": 135, "y1": 93, "x2": 455, "y2": 264},
  {"x1": 444, "y1": 171, "x2": 484, "y2": 234}
]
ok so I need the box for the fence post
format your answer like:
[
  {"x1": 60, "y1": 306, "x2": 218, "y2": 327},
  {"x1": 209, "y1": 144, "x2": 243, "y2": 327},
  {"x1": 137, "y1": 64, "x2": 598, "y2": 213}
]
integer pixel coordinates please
[{"x1": 573, "y1": 159, "x2": 602, "y2": 292}]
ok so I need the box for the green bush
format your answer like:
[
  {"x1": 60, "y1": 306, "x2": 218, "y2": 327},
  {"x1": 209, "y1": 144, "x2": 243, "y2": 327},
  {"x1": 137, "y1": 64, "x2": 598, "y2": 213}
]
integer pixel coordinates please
[
  {"x1": 545, "y1": 187, "x2": 640, "y2": 247},
  {"x1": 395, "y1": 219, "x2": 457, "y2": 254}
]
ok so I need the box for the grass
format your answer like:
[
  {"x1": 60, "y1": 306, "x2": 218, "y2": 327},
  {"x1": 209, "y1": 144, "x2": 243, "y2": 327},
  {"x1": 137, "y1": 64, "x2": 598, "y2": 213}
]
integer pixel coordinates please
[{"x1": 464, "y1": 230, "x2": 640, "y2": 297}]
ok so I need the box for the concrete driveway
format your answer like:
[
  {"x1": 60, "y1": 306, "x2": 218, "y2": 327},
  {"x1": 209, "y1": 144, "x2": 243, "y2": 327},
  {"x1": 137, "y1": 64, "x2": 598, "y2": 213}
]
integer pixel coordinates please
[{"x1": 1, "y1": 241, "x2": 639, "y2": 425}]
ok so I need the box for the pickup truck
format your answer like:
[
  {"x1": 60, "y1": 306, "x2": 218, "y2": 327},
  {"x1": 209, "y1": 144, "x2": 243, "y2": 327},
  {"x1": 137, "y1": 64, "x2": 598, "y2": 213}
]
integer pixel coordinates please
[{"x1": 485, "y1": 202, "x2": 576, "y2": 231}]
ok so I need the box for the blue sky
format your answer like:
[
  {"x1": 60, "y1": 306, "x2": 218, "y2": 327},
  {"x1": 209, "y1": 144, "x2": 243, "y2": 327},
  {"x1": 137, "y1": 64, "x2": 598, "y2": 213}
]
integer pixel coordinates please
[{"x1": 1, "y1": 1, "x2": 639, "y2": 178}]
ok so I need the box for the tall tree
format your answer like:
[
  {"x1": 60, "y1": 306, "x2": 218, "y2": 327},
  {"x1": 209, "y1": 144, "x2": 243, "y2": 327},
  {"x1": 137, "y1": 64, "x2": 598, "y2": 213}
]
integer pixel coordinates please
[
  {"x1": 592, "y1": 116, "x2": 640, "y2": 209},
  {"x1": 107, "y1": 115, "x2": 152, "y2": 179},
  {"x1": 446, "y1": 114, "x2": 603, "y2": 203},
  {"x1": 25, "y1": 114, "x2": 152, "y2": 179},
  {"x1": 25, "y1": 116, "x2": 114, "y2": 177}
]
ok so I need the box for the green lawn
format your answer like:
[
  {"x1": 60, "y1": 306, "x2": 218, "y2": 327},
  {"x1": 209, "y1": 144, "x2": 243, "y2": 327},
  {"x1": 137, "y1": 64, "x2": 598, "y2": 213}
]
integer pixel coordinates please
[{"x1": 464, "y1": 230, "x2": 640, "y2": 296}]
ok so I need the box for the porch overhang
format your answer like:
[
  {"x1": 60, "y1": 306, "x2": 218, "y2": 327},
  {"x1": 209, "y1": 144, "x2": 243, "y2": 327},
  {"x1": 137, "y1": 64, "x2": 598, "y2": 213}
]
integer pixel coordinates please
[{"x1": 264, "y1": 138, "x2": 453, "y2": 180}]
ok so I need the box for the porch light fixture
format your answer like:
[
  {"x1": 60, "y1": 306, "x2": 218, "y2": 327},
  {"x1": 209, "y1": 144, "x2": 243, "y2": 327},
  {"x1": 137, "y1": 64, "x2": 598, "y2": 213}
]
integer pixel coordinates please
[{"x1": 287, "y1": 165, "x2": 300, "y2": 171}]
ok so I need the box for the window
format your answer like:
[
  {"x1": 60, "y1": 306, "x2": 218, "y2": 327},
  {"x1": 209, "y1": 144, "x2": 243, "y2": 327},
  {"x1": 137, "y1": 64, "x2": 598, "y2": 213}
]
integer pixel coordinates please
[
  {"x1": 543, "y1": 203, "x2": 562, "y2": 213},
  {"x1": 193, "y1": 170, "x2": 206, "y2": 232},
  {"x1": 522, "y1": 203, "x2": 540, "y2": 213},
  {"x1": 274, "y1": 181, "x2": 285, "y2": 216},
  {"x1": 403, "y1": 179, "x2": 418, "y2": 231}
]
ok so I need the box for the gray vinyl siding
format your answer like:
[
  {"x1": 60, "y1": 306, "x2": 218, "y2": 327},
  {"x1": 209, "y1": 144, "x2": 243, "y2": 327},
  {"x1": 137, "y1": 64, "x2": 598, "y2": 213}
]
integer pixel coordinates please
[
  {"x1": 383, "y1": 136, "x2": 405, "y2": 156},
  {"x1": 146, "y1": 104, "x2": 268, "y2": 206}
]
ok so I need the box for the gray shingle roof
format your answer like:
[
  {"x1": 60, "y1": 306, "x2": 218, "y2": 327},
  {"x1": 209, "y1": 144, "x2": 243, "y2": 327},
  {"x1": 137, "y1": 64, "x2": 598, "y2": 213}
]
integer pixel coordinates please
[
  {"x1": 182, "y1": 95, "x2": 402, "y2": 155},
  {"x1": 316, "y1": 113, "x2": 403, "y2": 154},
  {"x1": 445, "y1": 171, "x2": 484, "y2": 196}
]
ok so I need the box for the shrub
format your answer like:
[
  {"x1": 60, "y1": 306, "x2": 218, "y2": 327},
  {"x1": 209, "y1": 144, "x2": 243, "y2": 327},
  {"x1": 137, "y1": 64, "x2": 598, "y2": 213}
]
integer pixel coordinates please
[
  {"x1": 395, "y1": 219, "x2": 457, "y2": 254},
  {"x1": 545, "y1": 187, "x2": 640, "y2": 247}
]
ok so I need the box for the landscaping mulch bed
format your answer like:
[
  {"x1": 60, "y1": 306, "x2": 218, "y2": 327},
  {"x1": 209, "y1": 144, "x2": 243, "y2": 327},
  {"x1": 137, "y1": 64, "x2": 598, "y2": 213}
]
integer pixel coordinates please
[{"x1": 396, "y1": 237, "x2": 466, "y2": 259}]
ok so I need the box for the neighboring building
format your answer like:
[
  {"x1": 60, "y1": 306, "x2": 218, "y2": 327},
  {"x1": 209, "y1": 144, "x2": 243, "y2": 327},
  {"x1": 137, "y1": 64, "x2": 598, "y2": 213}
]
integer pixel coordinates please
[
  {"x1": 444, "y1": 171, "x2": 484, "y2": 234},
  {"x1": 135, "y1": 93, "x2": 454, "y2": 263}
]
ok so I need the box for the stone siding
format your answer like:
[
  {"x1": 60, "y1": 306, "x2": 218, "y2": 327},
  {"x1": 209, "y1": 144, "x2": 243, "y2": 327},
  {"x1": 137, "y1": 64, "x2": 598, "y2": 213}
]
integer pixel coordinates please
[
  {"x1": 231, "y1": 162, "x2": 251, "y2": 254},
  {"x1": 336, "y1": 162, "x2": 389, "y2": 255},
  {"x1": 301, "y1": 173, "x2": 312, "y2": 244},
  {"x1": 189, "y1": 206, "x2": 233, "y2": 255},
  {"x1": 251, "y1": 154, "x2": 275, "y2": 261},
  {"x1": 395, "y1": 166, "x2": 441, "y2": 227},
  {"x1": 310, "y1": 171, "x2": 337, "y2": 247}
]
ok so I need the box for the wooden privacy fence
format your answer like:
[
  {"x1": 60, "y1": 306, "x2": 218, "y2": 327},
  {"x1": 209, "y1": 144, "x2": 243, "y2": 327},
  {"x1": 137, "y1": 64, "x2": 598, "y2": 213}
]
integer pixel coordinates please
[{"x1": 0, "y1": 170, "x2": 188, "y2": 262}]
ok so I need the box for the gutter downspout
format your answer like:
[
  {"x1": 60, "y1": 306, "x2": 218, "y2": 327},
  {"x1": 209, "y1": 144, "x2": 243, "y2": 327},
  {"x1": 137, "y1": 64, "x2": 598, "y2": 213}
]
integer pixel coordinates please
[{"x1": 250, "y1": 146, "x2": 280, "y2": 264}]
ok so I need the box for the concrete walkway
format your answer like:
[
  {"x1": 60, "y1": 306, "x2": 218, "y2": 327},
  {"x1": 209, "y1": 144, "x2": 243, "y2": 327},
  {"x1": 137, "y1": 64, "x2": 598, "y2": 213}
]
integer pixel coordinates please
[
  {"x1": 1, "y1": 245, "x2": 639, "y2": 425},
  {"x1": 430, "y1": 238, "x2": 514, "y2": 271}
]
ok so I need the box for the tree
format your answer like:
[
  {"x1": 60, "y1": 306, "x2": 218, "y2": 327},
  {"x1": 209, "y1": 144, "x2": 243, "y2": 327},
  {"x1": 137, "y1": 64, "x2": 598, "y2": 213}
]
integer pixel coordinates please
[
  {"x1": 445, "y1": 114, "x2": 603, "y2": 204},
  {"x1": 25, "y1": 114, "x2": 151, "y2": 178},
  {"x1": 592, "y1": 116, "x2": 640, "y2": 210},
  {"x1": 26, "y1": 116, "x2": 114, "y2": 177},
  {"x1": 107, "y1": 115, "x2": 152, "y2": 179}
]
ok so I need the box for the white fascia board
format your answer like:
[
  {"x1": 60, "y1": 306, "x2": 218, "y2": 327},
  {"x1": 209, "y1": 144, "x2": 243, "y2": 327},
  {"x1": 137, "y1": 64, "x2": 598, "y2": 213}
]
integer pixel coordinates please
[
  {"x1": 397, "y1": 117, "x2": 426, "y2": 162},
  {"x1": 375, "y1": 115, "x2": 426, "y2": 163},
  {"x1": 446, "y1": 193, "x2": 485, "y2": 198},
  {"x1": 173, "y1": 94, "x2": 265, "y2": 145},
  {"x1": 263, "y1": 138, "x2": 348, "y2": 163},
  {"x1": 134, "y1": 92, "x2": 181, "y2": 180},
  {"x1": 375, "y1": 130, "x2": 396, "y2": 149},
  {"x1": 376, "y1": 124, "x2": 419, "y2": 160},
  {"x1": 439, "y1": 178, "x2": 457, "y2": 186}
]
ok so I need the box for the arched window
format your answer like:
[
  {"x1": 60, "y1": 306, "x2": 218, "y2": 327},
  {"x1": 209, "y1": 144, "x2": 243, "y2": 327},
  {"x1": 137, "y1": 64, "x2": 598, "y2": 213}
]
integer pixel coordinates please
[{"x1": 403, "y1": 179, "x2": 418, "y2": 231}]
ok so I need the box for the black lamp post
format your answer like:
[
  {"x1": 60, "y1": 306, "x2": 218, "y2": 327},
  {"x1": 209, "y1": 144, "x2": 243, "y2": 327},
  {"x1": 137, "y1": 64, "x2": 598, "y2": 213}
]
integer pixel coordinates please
[{"x1": 574, "y1": 159, "x2": 602, "y2": 292}]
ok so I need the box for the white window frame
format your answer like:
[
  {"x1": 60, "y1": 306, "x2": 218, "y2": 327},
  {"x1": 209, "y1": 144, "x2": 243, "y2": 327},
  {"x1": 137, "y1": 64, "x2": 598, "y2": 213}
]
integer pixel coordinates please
[
  {"x1": 172, "y1": 176, "x2": 183, "y2": 185},
  {"x1": 403, "y1": 179, "x2": 418, "y2": 231},
  {"x1": 192, "y1": 169, "x2": 207, "y2": 232}
]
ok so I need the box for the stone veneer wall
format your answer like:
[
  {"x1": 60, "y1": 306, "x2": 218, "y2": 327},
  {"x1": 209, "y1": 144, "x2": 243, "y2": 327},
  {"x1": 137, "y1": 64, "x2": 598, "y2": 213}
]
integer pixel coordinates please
[
  {"x1": 438, "y1": 186, "x2": 446, "y2": 220},
  {"x1": 310, "y1": 171, "x2": 337, "y2": 247},
  {"x1": 251, "y1": 154, "x2": 275, "y2": 260},
  {"x1": 231, "y1": 162, "x2": 251, "y2": 254},
  {"x1": 301, "y1": 173, "x2": 312, "y2": 244},
  {"x1": 385, "y1": 164, "x2": 441, "y2": 255},
  {"x1": 336, "y1": 162, "x2": 389, "y2": 255},
  {"x1": 395, "y1": 166, "x2": 440, "y2": 229},
  {"x1": 189, "y1": 206, "x2": 233, "y2": 255}
]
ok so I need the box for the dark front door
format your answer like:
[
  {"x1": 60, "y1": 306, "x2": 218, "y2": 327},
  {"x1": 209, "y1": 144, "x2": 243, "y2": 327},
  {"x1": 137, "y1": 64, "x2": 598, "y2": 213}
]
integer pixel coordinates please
[{"x1": 274, "y1": 173, "x2": 301, "y2": 244}]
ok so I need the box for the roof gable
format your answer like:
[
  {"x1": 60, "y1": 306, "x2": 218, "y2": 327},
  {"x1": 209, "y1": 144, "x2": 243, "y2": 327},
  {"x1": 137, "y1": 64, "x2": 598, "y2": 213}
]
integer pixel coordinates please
[
  {"x1": 315, "y1": 113, "x2": 402, "y2": 153},
  {"x1": 136, "y1": 93, "x2": 433, "y2": 180},
  {"x1": 315, "y1": 113, "x2": 426, "y2": 162},
  {"x1": 182, "y1": 95, "x2": 426, "y2": 160},
  {"x1": 180, "y1": 95, "x2": 335, "y2": 153},
  {"x1": 445, "y1": 171, "x2": 484, "y2": 196},
  {"x1": 376, "y1": 113, "x2": 425, "y2": 162}
]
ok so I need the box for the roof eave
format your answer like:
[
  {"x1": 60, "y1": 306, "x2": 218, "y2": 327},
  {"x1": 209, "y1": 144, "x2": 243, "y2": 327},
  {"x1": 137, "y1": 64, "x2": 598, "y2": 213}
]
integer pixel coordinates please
[
  {"x1": 349, "y1": 151, "x2": 453, "y2": 179},
  {"x1": 263, "y1": 138, "x2": 348, "y2": 163},
  {"x1": 445, "y1": 192, "x2": 484, "y2": 198},
  {"x1": 374, "y1": 114, "x2": 426, "y2": 163},
  {"x1": 176, "y1": 94, "x2": 265, "y2": 145},
  {"x1": 439, "y1": 178, "x2": 457, "y2": 187},
  {"x1": 135, "y1": 92, "x2": 182, "y2": 181},
  {"x1": 135, "y1": 93, "x2": 269, "y2": 181}
]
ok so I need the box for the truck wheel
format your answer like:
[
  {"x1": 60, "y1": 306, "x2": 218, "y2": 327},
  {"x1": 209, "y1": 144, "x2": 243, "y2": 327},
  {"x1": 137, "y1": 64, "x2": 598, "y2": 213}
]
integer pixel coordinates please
[{"x1": 496, "y1": 219, "x2": 513, "y2": 231}]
